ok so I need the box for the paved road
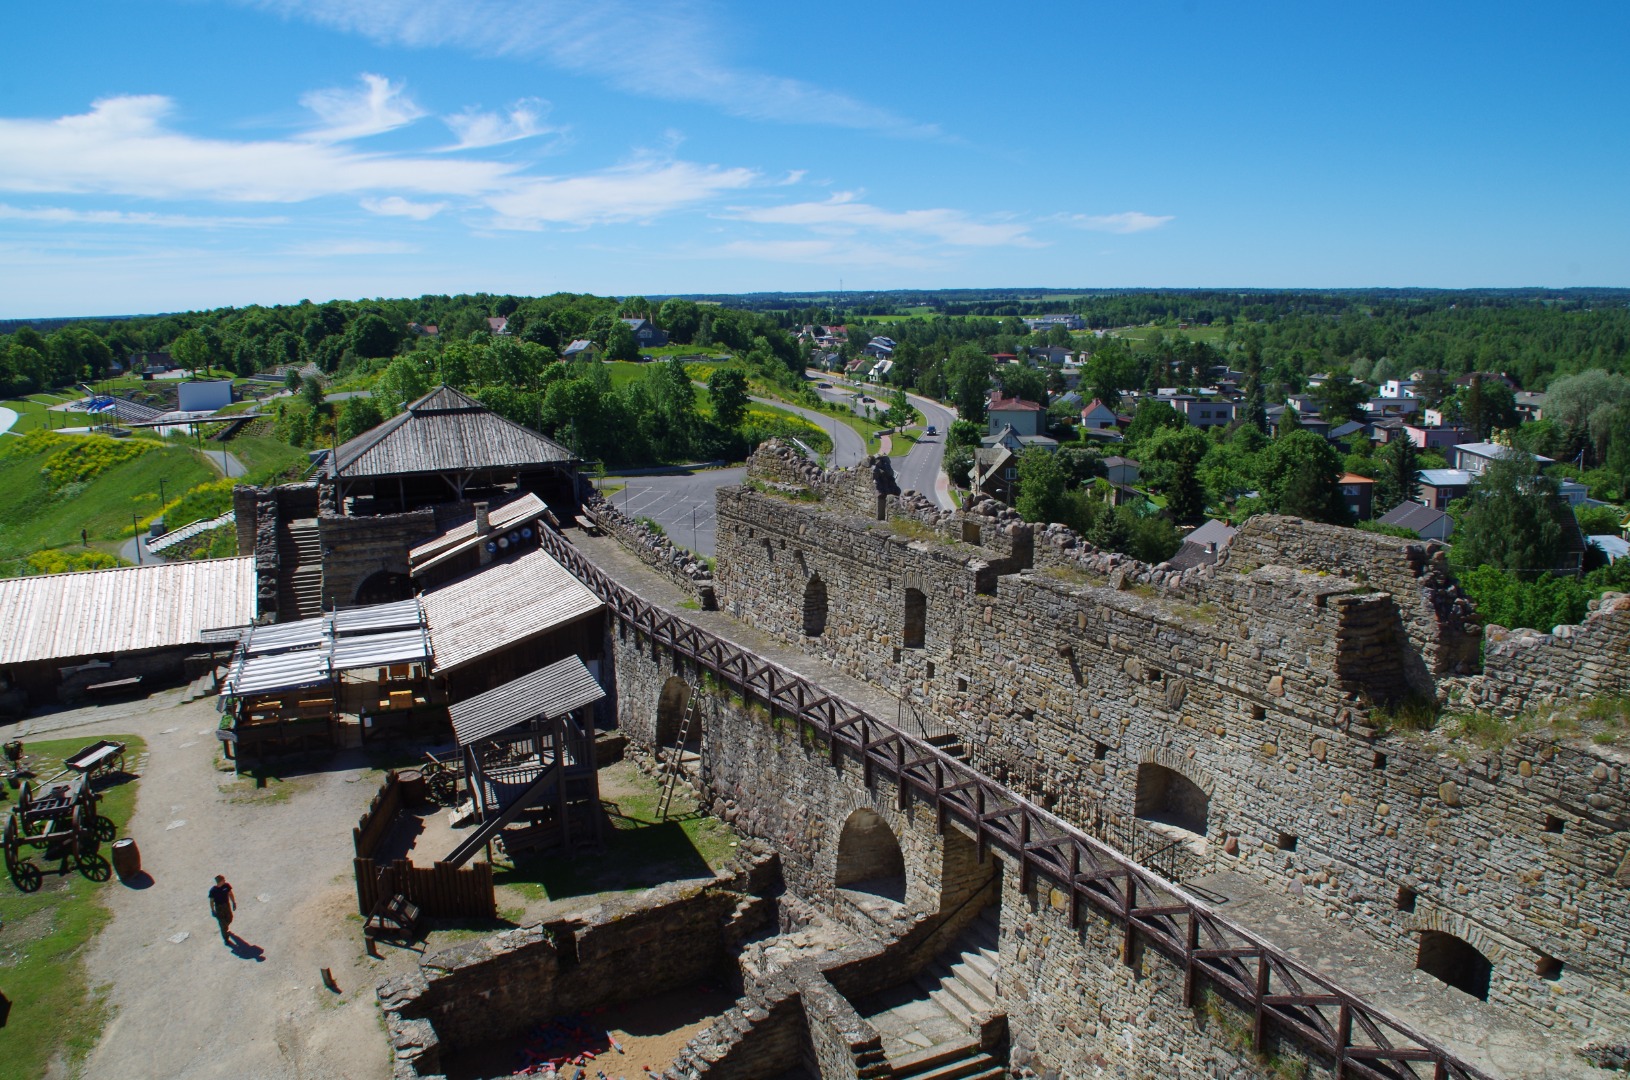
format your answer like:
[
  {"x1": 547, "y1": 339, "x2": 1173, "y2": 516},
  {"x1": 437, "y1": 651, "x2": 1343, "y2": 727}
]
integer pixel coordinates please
[
  {"x1": 896, "y1": 392, "x2": 958, "y2": 509},
  {"x1": 599, "y1": 467, "x2": 746, "y2": 557},
  {"x1": 202, "y1": 446, "x2": 246, "y2": 478},
  {"x1": 752, "y1": 395, "x2": 867, "y2": 469}
]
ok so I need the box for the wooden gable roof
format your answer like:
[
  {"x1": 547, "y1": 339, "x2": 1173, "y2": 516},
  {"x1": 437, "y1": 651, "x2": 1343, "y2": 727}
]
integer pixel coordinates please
[{"x1": 329, "y1": 385, "x2": 575, "y2": 479}]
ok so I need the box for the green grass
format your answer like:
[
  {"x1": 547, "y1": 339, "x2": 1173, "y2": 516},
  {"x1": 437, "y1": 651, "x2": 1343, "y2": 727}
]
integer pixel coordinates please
[
  {"x1": 224, "y1": 434, "x2": 313, "y2": 485},
  {"x1": 0, "y1": 734, "x2": 146, "y2": 1080},
  {"x1": 492, "y1": 760, "x2": 736, "y2": 902},
  {"x1": 0, "y1": 433, "x2": 220, "y2": 576},
  {"x1": 1110, "y1": 323, "x2": 1230, "y2": 346}
]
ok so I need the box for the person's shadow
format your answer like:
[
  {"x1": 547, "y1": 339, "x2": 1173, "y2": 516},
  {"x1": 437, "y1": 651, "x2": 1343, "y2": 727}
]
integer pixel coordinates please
[{"x1": 225, "y1": 933, "x2": 265, "y2": 962}]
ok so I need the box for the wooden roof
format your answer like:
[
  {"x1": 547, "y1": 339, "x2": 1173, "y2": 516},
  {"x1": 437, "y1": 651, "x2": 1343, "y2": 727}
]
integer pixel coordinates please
[
  {"x1": 0, "y1": 557, "x2": 255, "y2": 665},
  {"x1": 448, "y1": 655, "x2": 605, "y2": 746},
  {"x1": 328, "y1": 385, "x2": 575, "y2": 480},
  {"x1": 420, "y1": 548, "x2": 603, "y2": 673}
]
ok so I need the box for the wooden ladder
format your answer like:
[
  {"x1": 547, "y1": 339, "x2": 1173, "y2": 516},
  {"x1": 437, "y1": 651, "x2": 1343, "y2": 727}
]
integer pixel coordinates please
[{"x1": 657, "y1": 691, "x2": 700, "y2": 820}]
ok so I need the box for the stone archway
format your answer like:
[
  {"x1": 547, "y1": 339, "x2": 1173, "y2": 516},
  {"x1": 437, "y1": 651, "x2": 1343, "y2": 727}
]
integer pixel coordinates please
[
  {"x1": 1417, "y1": 930, "x2": 1493, "y2": 1000},
  {"x1": 655, "y1": 676, "x2": 691, "y2": 747},
  {"x1": 802, "y1": 574, "x2": 829, "y2": 637},
  {"x1": 835, "y1": 807, "x2": 907, "y2": 903},
  {"x1": 1134, "y1": 762, "x2": 1210, "y2": 835}
]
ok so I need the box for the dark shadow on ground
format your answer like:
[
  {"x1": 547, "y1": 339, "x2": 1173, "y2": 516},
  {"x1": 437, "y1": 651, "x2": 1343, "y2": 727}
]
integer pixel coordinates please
[
  {"x1": 493, "y1": 800, "x2": 713, "y2": 901},
  {"x1": 226, "y1": 933, "x2": 265, "y2": 962},
  {"x1": 119, "y1": 870, "x2": 155, "y2": 889}
]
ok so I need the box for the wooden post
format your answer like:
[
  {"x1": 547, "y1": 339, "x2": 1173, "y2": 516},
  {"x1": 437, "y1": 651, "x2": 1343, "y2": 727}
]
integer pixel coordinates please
[
  {"x1": 1122, "y1": 876, "x2": 1137, "y2": 967},
  {"x1": 1334, "y1": 1003, "x2": 1351, "y2": 1080},
  {"x1": 1252, "y1": 955, "x2": 1269, "y2": 1050},
  {"x1": 1183, "y1": 914, "x2": 1200, "y2": 1007}
]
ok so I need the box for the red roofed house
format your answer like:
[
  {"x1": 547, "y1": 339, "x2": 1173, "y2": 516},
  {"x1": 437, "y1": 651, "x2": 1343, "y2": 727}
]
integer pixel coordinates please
[
  {"x1": 987, "y1": 393, "x2": 1046, "y2": 437},
  {"x1": 1080, "y1": 398, "x2": 1119, "y2": 431},
  {"x1": 1339, "y1": 473, "x2": 1375, "y2": 521}
]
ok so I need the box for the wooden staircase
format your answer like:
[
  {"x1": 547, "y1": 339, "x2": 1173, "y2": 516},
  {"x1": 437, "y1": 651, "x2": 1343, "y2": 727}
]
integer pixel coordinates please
[{"x1": 275, "y1": 518, "x2": 323, "y2": 620}]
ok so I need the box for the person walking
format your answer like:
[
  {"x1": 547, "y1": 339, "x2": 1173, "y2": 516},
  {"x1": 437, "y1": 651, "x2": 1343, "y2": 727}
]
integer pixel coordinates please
[{"x1": 208, "y1": 874, "x2": 237, "y2": 944}]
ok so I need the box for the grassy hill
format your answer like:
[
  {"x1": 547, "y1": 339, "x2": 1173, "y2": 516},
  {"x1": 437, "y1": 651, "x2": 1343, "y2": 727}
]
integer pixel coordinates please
[{"x1": 0, "y1": 431, "x2": 220, "y2": 577}]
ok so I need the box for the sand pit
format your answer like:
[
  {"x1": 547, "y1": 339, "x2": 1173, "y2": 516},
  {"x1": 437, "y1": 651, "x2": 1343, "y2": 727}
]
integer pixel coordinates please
[{"x1": 444, "y1": 982, "x2": 739, "y2": 1079}]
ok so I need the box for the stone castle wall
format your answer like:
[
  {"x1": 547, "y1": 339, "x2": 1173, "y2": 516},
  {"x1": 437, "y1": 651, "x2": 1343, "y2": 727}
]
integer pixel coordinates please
[{"x1": 707, "y1": 445, "x2": 1630, "y2": 1044}]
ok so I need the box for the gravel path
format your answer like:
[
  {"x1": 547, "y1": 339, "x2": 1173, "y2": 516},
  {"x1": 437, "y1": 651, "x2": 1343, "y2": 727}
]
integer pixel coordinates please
[{"x1": 19, "y1": 690, "x2": 409, "y2": 1080}]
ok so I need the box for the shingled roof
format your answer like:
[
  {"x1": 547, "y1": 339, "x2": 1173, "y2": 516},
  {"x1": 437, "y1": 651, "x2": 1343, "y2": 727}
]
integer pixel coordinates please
[{"x1": 328, "y1": 385, "x2": 574, "y2": 479}]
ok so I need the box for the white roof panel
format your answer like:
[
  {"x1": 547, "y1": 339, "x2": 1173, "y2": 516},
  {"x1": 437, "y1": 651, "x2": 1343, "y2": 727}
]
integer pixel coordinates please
[{"x1": 422, "y1": 548, "x2": 602, "y2": 674}]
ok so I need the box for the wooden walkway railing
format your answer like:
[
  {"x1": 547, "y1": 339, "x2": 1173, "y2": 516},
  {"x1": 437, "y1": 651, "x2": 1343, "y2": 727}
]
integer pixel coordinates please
[{"x1": 542, "y1": 525, "x2": 1494, "y2": 1080}]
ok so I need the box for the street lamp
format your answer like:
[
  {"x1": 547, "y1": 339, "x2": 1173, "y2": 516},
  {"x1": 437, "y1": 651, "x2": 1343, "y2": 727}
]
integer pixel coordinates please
[{"x1": 158, "y1": 477, "x2": 167, "y2": 512}]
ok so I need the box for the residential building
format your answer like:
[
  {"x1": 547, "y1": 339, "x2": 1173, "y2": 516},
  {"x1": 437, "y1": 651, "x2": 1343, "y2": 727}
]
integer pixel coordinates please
[
  {"x1": 1363, "y1": 397, "x2": 1421, "y2": 418},
  {"x1": 987, "y1": 394, "x2": 1046, "y2": 437},
  {"x1": 562, "y1": 339, "x2": 598, "y2": 361},
  {"x1": 1338, "y1": 474, "x2": 1375, "y2": 520},
  {"x1": 1379, "y1": 379, "x2": 1417, "y2": 399},
  {"x1": 1102, "y1": 456, "x2": 1140, "y2": 488},
  {"x1": 1327, "y1": 420, "x2": 1368, "y2": 445},
  {"x1": 1514, "y1": 392, "x2": 1547, "y2": 422},
  {"x1": 1158, "y1": 393, "x2": 1236, "y2": 428},
  {"x1": 620, "y1": 318, "x2": 669, "y2": 348},
  {"x1": 1418, "y1": 469, "x2": 1473, "y2": 509},
  {"x1": 1167, "y1": 518, "x2": 1237, "y2": 570},
  {"x1": 972, "y1": 446, "x2": 1018, "y2": 504},
  {"x1": 982, "y1": 423, "x2": 1058, "y2": 455},
  {"x1": 1080, "y1": 399, "x2": 1119, "y2": 431},
  {"x1": 1378, "y1": 501, "x2": 1454, "y2": 541},
  {"x1": 1022, "y1": 314, "x2": 1085, "y2": 331},
  {"x1": 1454, "y1": 442, "x2": 1554, "y2": 476},
  {"x1": 863, "y1": 336, "x2": 896, "y2": 359},
  {"x1": 486, "y1": 316, "x2": 510, "y2": 336},
  {"x1": 1403, "y1": 423, "x2": 1468, "y2": 451}
]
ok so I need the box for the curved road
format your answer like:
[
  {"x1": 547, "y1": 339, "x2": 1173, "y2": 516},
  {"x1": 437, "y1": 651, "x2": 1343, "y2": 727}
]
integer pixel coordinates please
[
  {"x1": 751, "y1": 395, "x2": 868, "y2": 469},
  {"x1": 809, "y1": 374, "x2": 958, "y2": 508}
]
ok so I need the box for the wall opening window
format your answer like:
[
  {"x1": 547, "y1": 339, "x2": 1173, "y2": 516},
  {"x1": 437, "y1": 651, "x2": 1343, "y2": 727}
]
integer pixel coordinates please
[
  {"x1": 802, "y1": 574, "x2": 828, "y2": 637},
  {"x1": 1416, "y1": 931, "x2": 1492, "y2": 1001},
  {"x1": 1133, "y1": 763, "x2": 1209, "y2": 835},
  {"x1": 903, "y1": 588, "x2": 927, "y2": 649},
  {"x1": 835, "y1": 808, "x2": 907, "y2": 903}
]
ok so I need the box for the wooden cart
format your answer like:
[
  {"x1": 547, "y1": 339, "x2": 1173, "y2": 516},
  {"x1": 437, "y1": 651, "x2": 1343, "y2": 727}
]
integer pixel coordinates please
[
  {"x1": 64, "y1": 740, "x2": 127, "y2": 783},
  {"x1": 418, "y1": 748, "x2": 464, "y2": 805},
  {"x1": 4, "y1": 773, "x2": 111, "y2": 891}
]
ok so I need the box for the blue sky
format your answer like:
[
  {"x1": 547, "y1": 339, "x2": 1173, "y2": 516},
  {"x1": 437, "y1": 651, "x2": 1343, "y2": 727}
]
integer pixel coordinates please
[{"x1": 2, "y1": 1, "x2": 1627, "y2": 316}]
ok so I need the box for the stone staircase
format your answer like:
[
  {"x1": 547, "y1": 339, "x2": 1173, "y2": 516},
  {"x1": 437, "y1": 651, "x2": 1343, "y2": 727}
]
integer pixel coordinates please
[
  {"x1": 275, "y1": 518, "x2": 323, "y2": 621},
  {"x1": 859, "y1": 906, "x2": 1005, "y2": 1080}
]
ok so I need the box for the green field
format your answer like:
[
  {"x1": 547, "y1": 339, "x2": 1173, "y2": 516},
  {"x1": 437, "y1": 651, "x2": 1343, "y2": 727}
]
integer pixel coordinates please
[
  {"x1": 223, "y1": 434, "x2": 313, "y2": 485},
  {"x1": 1111, "y1": 323, "x2": 1230, "y2": 345},
  {"x1": 0, "y1": 432, "x2": 220, "y2": 576},
  {"x1": 0, "y1": 735, "x2": 147, "y2": 1080}
]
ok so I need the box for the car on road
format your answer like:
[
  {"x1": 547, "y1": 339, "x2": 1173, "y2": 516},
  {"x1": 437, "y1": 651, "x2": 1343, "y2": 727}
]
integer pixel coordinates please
[
  {"x1": 925, "y1": 425, "x2": 937, "y2": 436},
  {"x1": 817, "y1": 381, "x2": 832, "y2": 388},
  {"x1": 860, "y1": 396, "x2": 875, "y2": 403}
]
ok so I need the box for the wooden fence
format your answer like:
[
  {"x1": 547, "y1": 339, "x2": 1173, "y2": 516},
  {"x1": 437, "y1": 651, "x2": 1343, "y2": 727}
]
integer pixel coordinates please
[
  {"x1": 353, "y1": 770, "x2": 403, "y2": 857},
  {"x1": 538, "y1": 524, "x2": 1495, "y2": 1080},
  {"x1": 350, "y1": 772, "x2": 497, "y2": 920},
  {"x1": 354, "y1": 857, "x2": 496, "y2": 920}
]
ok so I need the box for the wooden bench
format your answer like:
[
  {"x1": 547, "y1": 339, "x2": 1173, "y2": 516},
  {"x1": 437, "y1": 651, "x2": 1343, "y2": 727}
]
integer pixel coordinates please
[
  {"x1": 575, "y1": 514, "x2": 602, "y2": 536},
  {"x1": 364, "y1": 893, "x2": 422, "y2": 941}
]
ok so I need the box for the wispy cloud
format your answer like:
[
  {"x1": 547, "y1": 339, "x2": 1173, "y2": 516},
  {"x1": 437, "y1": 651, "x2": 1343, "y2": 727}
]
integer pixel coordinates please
[
  {"x1": 713, "y1": 238, "x2": 938, "y2": 270},
  {"x1": 727, "y1": 192, "x2": 1037, "y2": 248},
  {"x1": 301, "y1": 73, "x2": 426, "y2": 142},
  {"x1": 443, "y1": 98, "x2": 560, "y2": 150},
  {"x1": 1055, "y1": 211, "x2": 1174, "y2": 234},
  {"x1": 486, "y1": 158, "x2": 758, "y2": 230},
  {"x1": 361, "y1": 195, "x2": 447, "y2": 219},
  {"x1": 285, "y1": 239, "x2": 420, "y2": 256},
  {"x1": 0, "y1": 202, "x2": 285, "y2": 228},
  {"x1": 238, "y1": 0, "x2": 937, "y2": 135}
]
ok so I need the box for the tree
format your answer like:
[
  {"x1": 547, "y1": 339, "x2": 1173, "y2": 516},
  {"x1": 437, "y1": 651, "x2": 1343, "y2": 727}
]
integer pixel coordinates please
[
  {"x1": 170, "y1": 328, "x2": 214, "y2": 377},
  {"x1": 1451, "y1": 450, "x2": 1569, "y2": 579},
  {"x1": 1315, "y1": 373, "x2": 1366, "y2": 423},
  {"x1": 604, "y1": 319, "x2": 640, "y2": 362},
  {"x1": 944, "y1": 345, "x2": 996, "y2": 423},
  {"x1": 300, "y1": 375, "x2": 326, "y2": 411},
  {"x1": 1123, "y1": 400, "x2": 1186, "y2": 446},
  {"x1": 995, "y1": 363, "x2": 1047, "y2": 407},
  {"x1": 1015, "y1": 447, "x2": 1067, "y2": 525},
  {"x1": 947, "y1": 419, "x2": 984, "y2": 449},
  {"x1": 945, "y1": 445, "x2": 975, "y2": 488},
  {"x1": 337, "y1": 396, "x2": 384, "y2": 441},
  {"x1": 1372, "y1": 436, "x2": 1420, "y2": 516},
  {"x1": 1259, "y1": 430, "x2": 1347, "y2": 523},
  {"x1": 283, "y1": 369, "x2": 304, "y2": 393},
  {"x1": 707, "y1": 367, "x2": 750, "y2": 430},
  {"x1": 375, "y1": 357, "x2": 429, "y2": 413},
  {"x1": 658, "y1": 298, "x2": 701, "y2": 344},
  {"x1": 1140, "y1": 426, "x2": 1209, "y2": 525},
  {"x1": 348, "y1": 313, "x2": 400, "y2": 359}
]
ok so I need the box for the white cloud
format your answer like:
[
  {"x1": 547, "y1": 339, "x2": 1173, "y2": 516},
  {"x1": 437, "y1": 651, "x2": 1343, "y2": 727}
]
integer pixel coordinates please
[
  {"x1": 486, "y1": 158, "x2": 758, "y2": 230},
  {"x1": 301, "y1": 73, "x2": 426, "y2": 142},
  {"x1": 443, "y1": 98, "x2": 559, "y2": 149},
  {"x1": 727, "y1": 192, "x2": 1037, "y2": 248},
  {"x1": 285, "y1": 239, "x2": 420, "y2": 256},
  {"x1": 1056, "y1": 211, "x2": 1174, "y2": 234},
  {"x1": 239, "y1": 0, "x2": 936, "y2": 134},
  {"x1": 361, "y1": 195, "x2": 447, "y2": 219},
  {"x1": 0, "y1": 95, "x2": 515, "y2": 202},
  {"x1": 0, "y1": 203, "x2": 285, "y2": 227}
]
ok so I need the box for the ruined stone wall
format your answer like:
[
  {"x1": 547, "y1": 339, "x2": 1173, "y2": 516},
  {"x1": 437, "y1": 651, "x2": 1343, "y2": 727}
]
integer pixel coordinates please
[
  {"x1": 1464, "y1": 593, "x2": 1630, "y2": 713},
  {"x1": 585, "y1": 490, "x2": 715, "y2": 608},
  {"x1": 710, "y1": 476, "x2": 1630, "y2": 1042},
  {"x1": 317, "y1": 509, "x2": 437, "y2": 609}
]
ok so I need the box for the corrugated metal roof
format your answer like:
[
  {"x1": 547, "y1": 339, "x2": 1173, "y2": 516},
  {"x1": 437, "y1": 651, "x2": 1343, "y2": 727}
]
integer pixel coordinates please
[
  {"x1": 332, "y1": 599, "x2": 423, "y2": 635},
  {"x1": 0, "y1": 557, "x2": 256, "y2": 666},
  {"x1": 244, "y1": 617, "x2": 329, "y2": 654},
  {"x1": 449, "y1": 655, "x2": 605, "y2": 746},
  {"x1": 421, "y1": 549, "x2": 602, "y2": 674},
  {"x1": 224, "y1": 649, "x2": 330, "y2": 697},
  {"x1": 409, "y1": 492, "x2": 546, "y2": 565},
  {"x1": 331, "y1": 627, "x2": 431, "y2": 672},
  {"x1": 329, "y1": 385, "x2": 574, "y2": 479}
]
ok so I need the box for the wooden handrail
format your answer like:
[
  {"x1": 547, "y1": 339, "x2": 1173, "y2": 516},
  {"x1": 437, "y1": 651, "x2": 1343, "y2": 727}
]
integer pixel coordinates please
[{"x1": 541, "y1": 525, "x2": 1494, "y2": 1080}]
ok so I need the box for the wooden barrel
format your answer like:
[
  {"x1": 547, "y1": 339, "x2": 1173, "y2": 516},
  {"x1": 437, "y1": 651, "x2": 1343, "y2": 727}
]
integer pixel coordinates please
[
  {"x1": 111, "y1": 837, "x2": 140, "y2": 879},
  {"x1": 397, "y1": 769, "x2": 427, "y2": 807}
]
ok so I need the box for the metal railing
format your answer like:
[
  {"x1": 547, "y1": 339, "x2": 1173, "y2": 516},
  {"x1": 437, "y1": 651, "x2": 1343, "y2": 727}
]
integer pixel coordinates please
[{"x1": 539, "y1": 524, "x2": 1493, "y2": 1080}]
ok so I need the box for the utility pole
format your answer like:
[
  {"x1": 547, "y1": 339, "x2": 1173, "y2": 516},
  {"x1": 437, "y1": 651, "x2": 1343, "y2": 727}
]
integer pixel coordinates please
[
  {"x1": 158, "y1": 477, "x2": 167, "y2": 513},
  {"x1": 132, "y1": 514, "x2": 142, "y2": 564}
]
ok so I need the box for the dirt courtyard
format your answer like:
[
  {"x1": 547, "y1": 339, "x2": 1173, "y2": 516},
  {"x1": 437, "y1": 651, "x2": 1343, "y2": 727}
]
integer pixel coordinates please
[{"x1": 15, "y1": 688, "x2": 422, "y2": 1080}]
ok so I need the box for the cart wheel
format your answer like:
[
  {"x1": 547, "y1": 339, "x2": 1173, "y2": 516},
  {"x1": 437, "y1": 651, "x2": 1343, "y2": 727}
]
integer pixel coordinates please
[
  {"x1": 92, "y1": 814, "x2": 116, "y2": 843},
  {"x1": 10, "y1": 860, "x2": 42, "y2": 893},
  {"x1": 76, "y1": 852, "x2": 112, "y2": 882},
  {"x1": 72, "y1": 805, "x2": 98, "y2": 858},
  {"x1": 3, "y1": 814, "x2": 19, "y2": 875}
]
